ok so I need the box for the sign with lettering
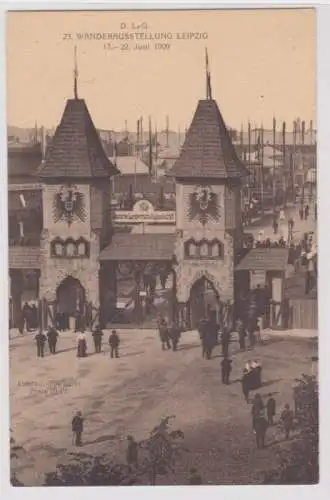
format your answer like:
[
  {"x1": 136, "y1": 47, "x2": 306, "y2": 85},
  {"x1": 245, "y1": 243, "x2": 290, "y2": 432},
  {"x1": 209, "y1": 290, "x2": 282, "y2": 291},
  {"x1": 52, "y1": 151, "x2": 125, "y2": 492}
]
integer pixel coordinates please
[{"x1": 114, "y1": 199, "x2": 175, "y2": 224}]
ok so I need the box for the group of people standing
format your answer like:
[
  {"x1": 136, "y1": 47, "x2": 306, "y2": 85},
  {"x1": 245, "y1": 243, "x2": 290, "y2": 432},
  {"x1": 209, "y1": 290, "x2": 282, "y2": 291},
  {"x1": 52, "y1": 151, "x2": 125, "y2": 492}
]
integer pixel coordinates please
[
  {"x1": 157, "y1": 315, "x2": 182, "y2": 352},
  {"x1": 250, "y1": 392, "x2": 295, "y2": 449},
  {"x1": 33, "y1": 325, "x2": 121, "y2": 359}
]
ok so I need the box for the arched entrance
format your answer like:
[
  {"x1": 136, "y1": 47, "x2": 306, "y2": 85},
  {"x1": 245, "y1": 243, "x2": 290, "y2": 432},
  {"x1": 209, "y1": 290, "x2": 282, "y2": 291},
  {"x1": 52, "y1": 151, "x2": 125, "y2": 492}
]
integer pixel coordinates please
[
  {"x1": 56, "y1": 276, "x2": 85, "y2": 318},
  {"x1": 189, "y1": 276, "x2": 221, "y2": 329}
]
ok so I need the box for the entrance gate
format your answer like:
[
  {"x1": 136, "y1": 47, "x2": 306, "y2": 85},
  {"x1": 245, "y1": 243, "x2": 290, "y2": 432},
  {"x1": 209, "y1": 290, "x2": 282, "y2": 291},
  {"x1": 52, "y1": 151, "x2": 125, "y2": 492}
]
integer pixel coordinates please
[{"x1": 189, "y1": 277, "x2": 223, "y2": 330}]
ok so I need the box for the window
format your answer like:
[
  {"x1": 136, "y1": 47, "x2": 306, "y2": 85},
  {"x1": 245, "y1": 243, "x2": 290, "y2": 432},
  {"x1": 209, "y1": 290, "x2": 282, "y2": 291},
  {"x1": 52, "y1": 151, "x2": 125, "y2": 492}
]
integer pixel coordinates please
[
  {"x1": 66, "y1": 242, "x2": 75, "y2": 257},
  {"x1": 77, "y1": 242, "x2": 86, "y2": 256},
  {"x1": 55, "y1": 243, "x2": 63, "y2": 256},
  {"x1": 188, "y1": 242, "x2": 197, "y2": 257},
  {"x1": 211, "y1": 242, "x2": 220, "y2": 258},
  {"x1": 200, "y1": 242, "x2": 209, "y2": 258}
]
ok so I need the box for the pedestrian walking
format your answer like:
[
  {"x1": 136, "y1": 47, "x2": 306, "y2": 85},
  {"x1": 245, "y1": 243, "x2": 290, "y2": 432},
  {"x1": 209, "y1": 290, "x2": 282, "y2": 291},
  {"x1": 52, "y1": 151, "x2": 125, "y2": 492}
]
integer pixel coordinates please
[
  {"x1": 221, "y1": 327, "x2": 230, "y2": 357},
  {"x1": 272, "y1": 215, "x2": 278, "y2": 235},
  {"x1": 304, "y1": 204, "x2": 309, "y2": 220},
  {"x1": 280, "y1": 403, "x2": 294, "y2": 439},
  {"x1": 47, "y1": 326, "x2": 59, "y2": 354},
  {"x1": 157, "y1": 315, "x2": 171, "y2": 350},
  {"x1": 254, "y1": 412, "x2": 268, "y2": 449},
  {"x1": 92, "y1": 325, "x2": 103, "y2": 353},
  {"x1": 168, "y1": 324, "x2": 181, "y2": 352},
  {"x1": 251, "y1": 393, "x2": 264, "y2": 431},
  {"x1": 266, "y1": 393, "x2": 276, "y2": 425},
  {"x1": 236, "y1": 318, "x2": 246, "y2": 350},
  {"x1": 221, "y1": 356, "x2": 232, "y2": 385},
  {"x1": 71, "y1": 411, "x2": 84, "y2": 447},
  {"x1": 76, "y1": 331, "x2": 87, "y2": 357},
  {"x1": 188, "y1": 467, "x2": 203, "y2": 485},
  {"x1": 126, "y1": 435, "x2": 139, "y2": 468},
  {"x1": 35, "y1": 331, "x2": 47, "y2": 357},
  {"x1": 299, "y1": 206, "x2": 304, "y2": 221},
  {"x1": 109, "y1": 329, "x2": 120, "y2": 358}
]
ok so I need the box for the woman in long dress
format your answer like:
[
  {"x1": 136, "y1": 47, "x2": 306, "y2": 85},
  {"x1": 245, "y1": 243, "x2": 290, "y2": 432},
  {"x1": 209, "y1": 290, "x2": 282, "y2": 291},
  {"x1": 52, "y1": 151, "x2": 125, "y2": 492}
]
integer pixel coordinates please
[{"x1": 77, "y1": 331, "x2": 87, "y2": 358}]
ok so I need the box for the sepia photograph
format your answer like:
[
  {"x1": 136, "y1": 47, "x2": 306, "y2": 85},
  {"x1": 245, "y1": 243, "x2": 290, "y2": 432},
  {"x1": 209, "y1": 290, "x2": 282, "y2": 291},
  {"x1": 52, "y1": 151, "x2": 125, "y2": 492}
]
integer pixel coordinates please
[{"x1": 6, "y1": 8, "x2": 318, "y2": 487}]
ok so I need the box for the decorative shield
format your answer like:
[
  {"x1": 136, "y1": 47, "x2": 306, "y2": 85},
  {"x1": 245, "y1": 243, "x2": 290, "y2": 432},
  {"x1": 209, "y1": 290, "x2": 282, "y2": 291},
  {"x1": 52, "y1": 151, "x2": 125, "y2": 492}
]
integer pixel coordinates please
[
  {"x1": 188, "y1": 185, "x2": 220, "y2": 226},
  {"x1": 53, "y1": 185, "x2": 86, "y2": 226}
]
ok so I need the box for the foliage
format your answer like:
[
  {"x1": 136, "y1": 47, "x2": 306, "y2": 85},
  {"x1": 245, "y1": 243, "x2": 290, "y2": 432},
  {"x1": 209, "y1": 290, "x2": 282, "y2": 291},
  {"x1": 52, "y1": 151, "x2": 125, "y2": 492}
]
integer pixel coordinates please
[
  {"x1": 263, "y1": 374, "x2": 319, "y2": 484},
  {"x1": 138, "y1": 415, "x2": 187, "y2": 485},
  {"x1": 43, "y1": 416, "x2": 187, "y2": 486},
  {"x1": 10, "y1": 429, "x2": 25, "y2": 486},
  {"x1": 43, "y1": 452, "x2": 138, "y2": 486}
]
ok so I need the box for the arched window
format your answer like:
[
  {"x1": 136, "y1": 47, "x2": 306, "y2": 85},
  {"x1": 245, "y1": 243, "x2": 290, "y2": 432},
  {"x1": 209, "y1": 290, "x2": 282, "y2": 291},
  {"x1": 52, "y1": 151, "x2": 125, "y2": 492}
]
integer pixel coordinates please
[
  {"x1": 211, "y1": 241, "x2": 220, "y2": 258},
  {"x1": 77, "y1": 242, "x2": 86, "y2": 256},
  {"x1": 188, "y1": 242, "x2": 197, "y2": 257},
  {"x1": 66, "y1": 242, "x2": 75, "y2": 257},
  {"x1": 200, "y1": 241, "x2": 209, "y2": 258},
  {"x1": 54, "y1": 243, "x2": 64, "y2": 257}
]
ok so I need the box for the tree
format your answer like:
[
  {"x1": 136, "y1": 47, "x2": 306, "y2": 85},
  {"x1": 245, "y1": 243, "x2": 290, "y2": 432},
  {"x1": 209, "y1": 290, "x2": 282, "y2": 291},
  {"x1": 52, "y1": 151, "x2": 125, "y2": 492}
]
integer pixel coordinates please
[
  {"x1": 263, "y1": 374, "x2": 318, "y2": 484},
  {"x1": 138, "y1": 416, "x2": 187, "y2": 485}
]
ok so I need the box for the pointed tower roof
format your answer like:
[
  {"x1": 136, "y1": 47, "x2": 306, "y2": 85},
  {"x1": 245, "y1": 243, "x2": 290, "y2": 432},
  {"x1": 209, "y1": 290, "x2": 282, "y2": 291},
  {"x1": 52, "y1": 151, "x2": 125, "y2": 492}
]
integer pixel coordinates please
[
  {"x1": 169, "y1": 99, "x2": 248, "y2": 180},
  {"x1": 38, "y1": 98, "x2": 119, "y2": 179}
]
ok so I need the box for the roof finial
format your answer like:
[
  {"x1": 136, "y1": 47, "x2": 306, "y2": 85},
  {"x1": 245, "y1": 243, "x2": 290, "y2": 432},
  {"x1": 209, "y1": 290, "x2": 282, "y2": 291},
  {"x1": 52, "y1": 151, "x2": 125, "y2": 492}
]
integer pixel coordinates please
[
  {"x1": 74, "y1": 46, "x2": 78, "y2": 99},
  {"x1": 205, "y1": 47, "x2": 212, "y2": 100}
]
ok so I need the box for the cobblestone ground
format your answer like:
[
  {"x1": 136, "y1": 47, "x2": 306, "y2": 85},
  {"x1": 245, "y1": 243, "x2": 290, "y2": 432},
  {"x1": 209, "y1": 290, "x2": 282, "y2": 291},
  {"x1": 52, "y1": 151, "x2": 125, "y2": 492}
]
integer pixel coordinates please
[{"x1": 10, "y1": 329, "x2": 316, "y2": 485}]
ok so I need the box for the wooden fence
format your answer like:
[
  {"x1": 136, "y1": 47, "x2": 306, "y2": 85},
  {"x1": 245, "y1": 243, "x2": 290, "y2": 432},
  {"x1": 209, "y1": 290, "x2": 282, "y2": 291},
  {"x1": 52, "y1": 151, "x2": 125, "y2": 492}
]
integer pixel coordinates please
[{"x1": 289, "y1": 298, "x2": 318, "y2": 330}]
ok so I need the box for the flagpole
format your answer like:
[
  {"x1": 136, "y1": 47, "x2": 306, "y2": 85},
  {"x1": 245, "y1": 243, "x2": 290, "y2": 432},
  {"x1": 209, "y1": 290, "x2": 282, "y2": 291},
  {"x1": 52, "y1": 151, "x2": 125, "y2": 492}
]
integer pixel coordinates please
[
  {"x1": 272, "y1": 116, "x2": 276, "y2": 211},
  {"x1": 148, "y1": 116, "x2": 152, "y2": 177},
  {"x1": 74, "y1": 46, "x2": 78, "y2": 99},
  {"x1": 260, "y1": 123, "x2": 264, "y2": 213}
]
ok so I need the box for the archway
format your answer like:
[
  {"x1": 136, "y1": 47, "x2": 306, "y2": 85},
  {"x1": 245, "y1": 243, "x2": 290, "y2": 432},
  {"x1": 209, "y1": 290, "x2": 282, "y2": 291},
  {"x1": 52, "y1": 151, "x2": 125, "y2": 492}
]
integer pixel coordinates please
[
  {"x1": 188, "y1": 276, "x2": 221, "y2": 329},
  {"x1": 56, "y1": 276, "x2": 86, "y2": 317}
]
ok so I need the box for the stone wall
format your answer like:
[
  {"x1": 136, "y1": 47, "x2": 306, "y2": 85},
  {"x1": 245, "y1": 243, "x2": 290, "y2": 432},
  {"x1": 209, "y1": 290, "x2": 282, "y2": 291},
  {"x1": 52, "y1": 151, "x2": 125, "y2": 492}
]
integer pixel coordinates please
[
  {"x1": 39, "y1": 231, "x2": 100, "y2": 307},
  {"x1": 174, "y1": 180, "x2": 240, "y2": 305}
]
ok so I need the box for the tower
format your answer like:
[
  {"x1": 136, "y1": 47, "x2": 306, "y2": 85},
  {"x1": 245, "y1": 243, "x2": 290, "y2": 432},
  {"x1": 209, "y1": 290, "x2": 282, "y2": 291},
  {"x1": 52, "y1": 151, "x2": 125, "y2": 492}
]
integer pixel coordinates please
[
  {"x1": 170, "y1": 97, "x2": 248, "y2": 329},
  {"x1": 37, "y1": 95, "x2": 118, "y2": 323}
]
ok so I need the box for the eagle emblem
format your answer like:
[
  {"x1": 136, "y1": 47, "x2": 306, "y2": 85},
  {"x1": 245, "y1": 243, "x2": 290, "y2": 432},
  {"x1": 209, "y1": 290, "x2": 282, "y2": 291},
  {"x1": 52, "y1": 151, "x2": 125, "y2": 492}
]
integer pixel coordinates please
[
  {"x1": 188, "y1": 185, "x2": 220, "y2": 226},
  {"x1": 53, "y1": 185, "x2": 86, "y2": 226}
]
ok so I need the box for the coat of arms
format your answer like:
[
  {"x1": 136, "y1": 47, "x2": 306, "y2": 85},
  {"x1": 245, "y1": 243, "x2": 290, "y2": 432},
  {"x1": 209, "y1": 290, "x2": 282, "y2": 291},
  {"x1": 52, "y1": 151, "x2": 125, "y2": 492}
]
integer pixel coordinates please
[
  {"x1": 53, "y1": 185, "x2": 86, "y2": 226},
  {"x1": 188, "y1": 185, "x2": 220, "y2": 225}
]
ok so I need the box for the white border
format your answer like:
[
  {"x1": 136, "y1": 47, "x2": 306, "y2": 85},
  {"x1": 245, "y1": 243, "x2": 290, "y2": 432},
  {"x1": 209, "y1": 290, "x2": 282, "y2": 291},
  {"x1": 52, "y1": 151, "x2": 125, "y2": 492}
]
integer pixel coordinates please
[{"x1": 1, "y1": 1, "x2": 329, "y2": 499}]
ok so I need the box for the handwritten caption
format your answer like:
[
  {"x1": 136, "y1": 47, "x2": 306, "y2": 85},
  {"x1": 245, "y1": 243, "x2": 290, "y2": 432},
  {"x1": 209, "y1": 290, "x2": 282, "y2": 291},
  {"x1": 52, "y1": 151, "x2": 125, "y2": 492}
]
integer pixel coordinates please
[
  {"x1": 17, "y1": 378, "x2": 79, "y2": 396},
  {"x1": 62, "y1": 21, "x2": 208, "y2": 52}
]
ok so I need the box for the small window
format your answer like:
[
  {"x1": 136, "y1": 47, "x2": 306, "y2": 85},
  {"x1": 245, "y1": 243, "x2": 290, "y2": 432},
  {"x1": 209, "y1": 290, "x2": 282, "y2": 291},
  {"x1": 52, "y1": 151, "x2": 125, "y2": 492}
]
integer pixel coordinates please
[
  {"x1": 66, "y1": 242, "x2": 75, "y2": 257},
  {"x1": 211, "y1": 242, "x2": 220, "y2": 258},
  {"x1": 200, "y1": 242, "x2": 209, "y2": 258},
  {"x1": 77, "y1": 242, "x2": 86, "y2": 256},
  {"x1": 54, "y1": 243, "x2": 63, "y2": 256},
  {"x1": 188, "y1": 242, "x2": 197, "y2": 257}
]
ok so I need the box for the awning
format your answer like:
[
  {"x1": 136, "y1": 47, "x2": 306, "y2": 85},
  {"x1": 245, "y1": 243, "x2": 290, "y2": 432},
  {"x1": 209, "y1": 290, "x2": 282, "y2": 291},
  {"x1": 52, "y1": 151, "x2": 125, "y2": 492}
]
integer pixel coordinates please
[
  {"x1": 235, "y1": 248, "x2": 289, "y2": 272},
  {"x1": 100, "y1": 233, "x2": 175, "y2": 261},
  {"x1": 9, "y1": 246, "x2": 41, "y2": 269}
]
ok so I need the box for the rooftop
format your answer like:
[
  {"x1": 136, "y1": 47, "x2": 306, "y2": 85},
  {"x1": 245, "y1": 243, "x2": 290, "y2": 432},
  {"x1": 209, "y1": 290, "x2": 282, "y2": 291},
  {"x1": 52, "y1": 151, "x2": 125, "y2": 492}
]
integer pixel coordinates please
[
  {"x1": 235, "y1": 248, "x2": 289, "y2": 271},
  {"x1": 38, "y1": 98, "x2": 119, "y2": 179},
  {"x1": 9, "y1": 246, "x2": 41, "y2": 270},
  {"x1": 169, "y1": 99, "x2": 248, "y2": 180}
]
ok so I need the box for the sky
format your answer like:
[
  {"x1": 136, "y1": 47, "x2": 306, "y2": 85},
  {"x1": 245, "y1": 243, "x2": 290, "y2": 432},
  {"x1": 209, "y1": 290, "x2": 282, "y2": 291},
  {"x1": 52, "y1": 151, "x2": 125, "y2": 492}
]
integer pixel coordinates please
[{"x1": 7, "y1": 9, "x2": 316, "y2": 132}]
